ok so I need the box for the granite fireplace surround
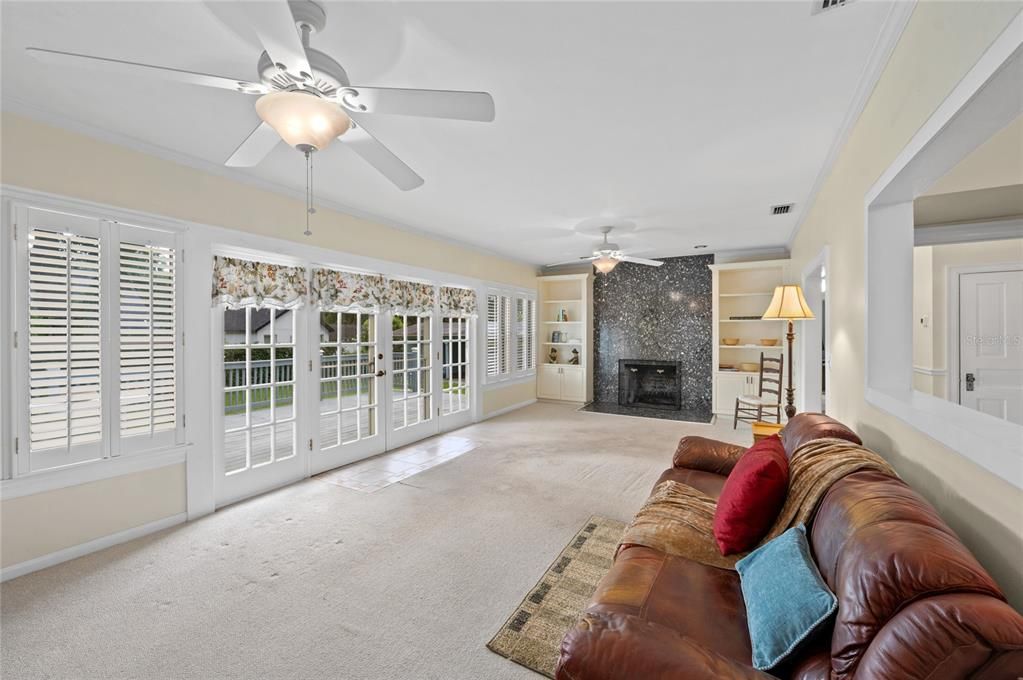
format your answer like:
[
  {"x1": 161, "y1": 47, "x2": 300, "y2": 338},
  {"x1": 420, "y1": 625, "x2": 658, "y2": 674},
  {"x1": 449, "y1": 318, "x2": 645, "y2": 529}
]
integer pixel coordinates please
[{"x1": 583, "y1": 254, "x2": 713, "y2": 422}]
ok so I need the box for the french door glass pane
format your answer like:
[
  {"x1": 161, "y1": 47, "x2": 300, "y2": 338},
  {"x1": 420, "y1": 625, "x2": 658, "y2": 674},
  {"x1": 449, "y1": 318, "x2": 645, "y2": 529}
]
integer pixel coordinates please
[
  {"x1": 222, "y1": 306, "x2": 297, "y2": 474},
  {"x1": 391, "y1": 314, "x2": 433, "y2": 431},
  {"x1": 442, "y1": 316, "x2": 471, "y2": 416},
  {"x1": 319, "y1": 309, "x2": 378, "y2": 450}
]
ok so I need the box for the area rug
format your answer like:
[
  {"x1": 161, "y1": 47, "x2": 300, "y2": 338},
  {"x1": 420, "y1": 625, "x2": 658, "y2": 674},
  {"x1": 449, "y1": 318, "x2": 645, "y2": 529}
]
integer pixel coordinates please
[{"x1": 487, "y1": 515, "x2": 627, "y2": 677}]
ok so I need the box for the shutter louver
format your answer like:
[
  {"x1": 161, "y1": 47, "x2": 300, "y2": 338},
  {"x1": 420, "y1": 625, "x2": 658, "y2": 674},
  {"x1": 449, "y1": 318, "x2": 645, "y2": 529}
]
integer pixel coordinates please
[
  {"x1": 515, "y1": 298, "x2": 526, "y2": 371},
  {"x1": 28, "y1": 229, "x2": 103, "y2": 453},
  {"x1": 119, "y1": 241, "x2": 176, "y2": 439},
  {"x1": 486, "y1": 294, "x2": 499, "y2": 376},
  {"x1": 500, "y1": 295, "x2": 511, "y2": 375},
  {"x1": 526, "y1": 299, "x2": 536, "y2": 370}
]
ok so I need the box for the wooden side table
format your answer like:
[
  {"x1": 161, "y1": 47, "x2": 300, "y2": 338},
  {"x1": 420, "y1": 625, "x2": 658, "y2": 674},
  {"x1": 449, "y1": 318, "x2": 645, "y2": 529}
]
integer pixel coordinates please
[{"x1": 752, "y1": 421, "x2": 784, "y2": 443}]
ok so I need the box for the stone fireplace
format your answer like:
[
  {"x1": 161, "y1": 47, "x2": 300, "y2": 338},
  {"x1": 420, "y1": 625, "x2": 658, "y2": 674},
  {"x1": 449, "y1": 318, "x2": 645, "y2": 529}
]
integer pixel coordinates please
[{"x1": 618, "y1": 359, "x2": 682, "y2": 410}]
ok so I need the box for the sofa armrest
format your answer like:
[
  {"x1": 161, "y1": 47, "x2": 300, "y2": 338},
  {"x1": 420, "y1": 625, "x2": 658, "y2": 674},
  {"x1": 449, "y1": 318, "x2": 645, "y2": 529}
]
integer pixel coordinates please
[
  {"x1": 672, "y1": 436, "x2": 747, "y2": 475},
  {"x1": 556, "y1": 612, "x2": 774, "y2": 680}
]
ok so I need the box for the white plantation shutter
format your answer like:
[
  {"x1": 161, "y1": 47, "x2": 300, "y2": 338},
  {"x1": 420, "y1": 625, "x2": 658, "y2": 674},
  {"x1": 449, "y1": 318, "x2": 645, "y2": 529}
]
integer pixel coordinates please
[
  {"x1": 15, "y1": 206, "x2": 182, "y2": 475},
  {"x1": 119, "y1": 240, "x2": 176, "y2": 440},
  {"x1": 486, "y1": 294, "x2": 499, "y2": 376},
  {"x1": 485, "y1": 290, "x2": 536, "y2": 381},
  {"x1": 27, "y1": 225, "x2": 103, "y2": 465},
  {"x1": 525, "y1": 299, "x2": 536, "y2": 370}
]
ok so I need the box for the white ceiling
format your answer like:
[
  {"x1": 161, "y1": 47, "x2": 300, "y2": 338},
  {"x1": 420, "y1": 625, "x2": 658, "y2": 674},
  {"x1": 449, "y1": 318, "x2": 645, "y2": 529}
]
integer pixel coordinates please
[{"x1": 1, "y1": 1, "x2": 897, "y2": 265}]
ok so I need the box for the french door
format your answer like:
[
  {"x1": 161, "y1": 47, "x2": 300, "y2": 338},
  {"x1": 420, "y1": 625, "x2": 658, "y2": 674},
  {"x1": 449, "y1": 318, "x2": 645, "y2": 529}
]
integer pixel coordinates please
[
  {"x1": 387, "y1": 313, "x2": 437, "y2": 448},
  {"x1": 216, "y1": 306, "x2": 306, "y2": 505},
  {"x1": 216, "y1": 305, "x2": 476, "y2": 505}
]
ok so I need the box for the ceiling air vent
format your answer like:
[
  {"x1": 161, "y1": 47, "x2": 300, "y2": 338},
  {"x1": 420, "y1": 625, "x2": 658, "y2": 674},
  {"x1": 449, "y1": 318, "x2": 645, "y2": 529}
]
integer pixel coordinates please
[
  {"x1": 771, "y1": 204, "x2": 794, "y2": 215},
  {"x1": 812, "y1": 0, "x2": 856, "y2": 15}
]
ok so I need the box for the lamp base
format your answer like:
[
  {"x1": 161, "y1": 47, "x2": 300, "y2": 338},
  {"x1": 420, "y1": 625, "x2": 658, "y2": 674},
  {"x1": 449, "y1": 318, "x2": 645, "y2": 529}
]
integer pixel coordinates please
[{"x1": 785, "y1": 320, "x2": 796, "y2": 420}]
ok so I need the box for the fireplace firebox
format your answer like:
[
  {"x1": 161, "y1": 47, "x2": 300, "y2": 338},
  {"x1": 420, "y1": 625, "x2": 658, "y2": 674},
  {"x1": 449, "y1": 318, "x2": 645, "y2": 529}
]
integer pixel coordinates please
[{"x1": 618, "y1": 359, "x2": 683, "y2": 411}]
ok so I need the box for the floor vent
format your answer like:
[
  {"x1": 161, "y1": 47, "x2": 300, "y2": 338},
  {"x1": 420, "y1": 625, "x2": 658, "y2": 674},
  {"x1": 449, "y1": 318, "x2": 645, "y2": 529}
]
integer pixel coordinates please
[
  {"x1": 812, "y1": 0, "x2": 856, "y2": 15},
  {"x1": 771, "y1": 204, "x2": 794, "y2": 215}
]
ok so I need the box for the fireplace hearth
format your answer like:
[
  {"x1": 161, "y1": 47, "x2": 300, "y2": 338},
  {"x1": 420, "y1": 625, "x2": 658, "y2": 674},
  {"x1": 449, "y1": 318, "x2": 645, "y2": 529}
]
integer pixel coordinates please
[{"x1": 618, "y1": 359, "x2": 682, "y2": 411}]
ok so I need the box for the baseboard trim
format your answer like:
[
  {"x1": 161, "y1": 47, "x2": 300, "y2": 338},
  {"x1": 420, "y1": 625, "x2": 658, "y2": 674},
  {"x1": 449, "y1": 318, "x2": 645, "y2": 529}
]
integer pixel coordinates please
[
  {"x1": 482, "y1": 398, "x2": 537, "y2": 420},
  {"x1": 0, "y1": 512, "x2": 187, "y2": 582}
]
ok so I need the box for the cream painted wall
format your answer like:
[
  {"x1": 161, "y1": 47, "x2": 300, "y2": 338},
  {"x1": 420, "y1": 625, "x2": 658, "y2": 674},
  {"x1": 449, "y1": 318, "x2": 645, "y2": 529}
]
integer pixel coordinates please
[
  {"x1": 0, "y1": 111, "x2": 537, "y2": 571},
  {"x1": 1, "y1": 464, "x2": 186, "y2": 568},
  {"x1": 925, "y1": 113, "x2": 1023, "y2": 196},
  {"x1": 0, "y1": 113, "x2": 537, "y2": 290},
  {"x1": 788, "y1": 1, "x2": 1023, "y2": 609},
  {"x1": 912, "y1": 246, "x2": 935, "y2": 392},
  {"x1": 483, "y1": 381, "x2": 537, "y2": 416}
]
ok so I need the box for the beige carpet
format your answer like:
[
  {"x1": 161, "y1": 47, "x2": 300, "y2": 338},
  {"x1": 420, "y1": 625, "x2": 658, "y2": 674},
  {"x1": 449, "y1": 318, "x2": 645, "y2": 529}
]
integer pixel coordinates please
[
  {"x1": 488, "y1": 515, "x2": 627, "y2": 678},
  {"x1": 1, "y1": 403, "x2": 748, "y2": 680}
]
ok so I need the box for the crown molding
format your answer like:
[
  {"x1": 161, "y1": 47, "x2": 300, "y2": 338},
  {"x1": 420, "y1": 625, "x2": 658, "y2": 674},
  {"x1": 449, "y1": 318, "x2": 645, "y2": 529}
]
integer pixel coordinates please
[
  {"x1": 0, "y1": 98, "x2": 536, "y2": 268},
  {"x1": 785, "y1": 0, "x2": 918, "y2": 248}
]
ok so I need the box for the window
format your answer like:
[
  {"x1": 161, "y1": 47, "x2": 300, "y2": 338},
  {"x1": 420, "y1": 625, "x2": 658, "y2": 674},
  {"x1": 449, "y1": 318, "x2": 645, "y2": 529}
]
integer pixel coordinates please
[
  {"x1": 15, "y1": 205, "x2": 182, "y2": 475},
  {"x1": 486, "y1": 290, "x2": 536, "y2": 381}
]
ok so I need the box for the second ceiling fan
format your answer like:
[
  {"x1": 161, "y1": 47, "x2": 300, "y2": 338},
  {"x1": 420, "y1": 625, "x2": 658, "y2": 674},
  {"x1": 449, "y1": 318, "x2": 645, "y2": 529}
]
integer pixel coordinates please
[
  {"x1": 546, "y1": 226, "x2": 664, "y2": 274},
  {"x1": 27, "y1": 0, "x2": 495, "y2": 194}
]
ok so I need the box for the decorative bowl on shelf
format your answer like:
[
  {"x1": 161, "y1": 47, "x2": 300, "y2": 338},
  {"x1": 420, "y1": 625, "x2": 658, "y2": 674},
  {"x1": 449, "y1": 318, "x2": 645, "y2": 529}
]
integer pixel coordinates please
[
  {"x1": 722, "y1": 338, "x2": 741, "y2": 346},
  {"x1": 740, "y1": 362, "x2": 760, "y2": 372},
  {"x1": 719, "y1": 364, "x2": 735, "y2": 371},
  {"x1": 759, "y1": 339, "x2": 779, "y2": 346}
]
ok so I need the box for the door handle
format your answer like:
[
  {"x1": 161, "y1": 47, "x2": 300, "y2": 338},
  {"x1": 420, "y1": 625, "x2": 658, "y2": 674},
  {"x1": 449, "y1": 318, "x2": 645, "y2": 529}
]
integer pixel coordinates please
[
  {"x1": 376, "y1": 369, "x2": 387, "y2": 377},
  {"x1": 965, "y1": 372, "x2": 975, "y2": 391}
]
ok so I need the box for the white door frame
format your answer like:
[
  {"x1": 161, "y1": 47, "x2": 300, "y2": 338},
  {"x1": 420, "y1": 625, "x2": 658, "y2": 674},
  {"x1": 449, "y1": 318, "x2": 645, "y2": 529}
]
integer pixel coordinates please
[
  {"x1": 800, "y1": 246, "x2": 830, "y2": 414},
  {"x1": 946, "y1": 262, "x2": 1023, "y2": 405}
]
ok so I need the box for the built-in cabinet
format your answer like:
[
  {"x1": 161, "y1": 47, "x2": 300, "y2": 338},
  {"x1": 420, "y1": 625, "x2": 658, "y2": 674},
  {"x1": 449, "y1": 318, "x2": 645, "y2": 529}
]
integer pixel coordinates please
[
  {"x1": 709, "y1": 259, "x2": 791, "y2": 417},
  {"x1": 536, "y1": 273, "x2": 594, "y2": 403}
]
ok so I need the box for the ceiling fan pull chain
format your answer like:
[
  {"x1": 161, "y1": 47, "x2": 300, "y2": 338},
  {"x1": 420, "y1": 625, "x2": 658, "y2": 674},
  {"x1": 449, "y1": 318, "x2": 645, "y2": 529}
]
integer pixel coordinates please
[{"x1": 304, "y1": 149, "x2": 314, "y2": 237}]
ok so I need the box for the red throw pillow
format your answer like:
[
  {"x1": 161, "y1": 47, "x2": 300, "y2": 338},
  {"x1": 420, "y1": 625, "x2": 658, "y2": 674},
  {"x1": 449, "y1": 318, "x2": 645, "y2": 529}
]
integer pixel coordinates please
[{"x1": 713, "y1": 435, "x2": 789, "y2": 555}]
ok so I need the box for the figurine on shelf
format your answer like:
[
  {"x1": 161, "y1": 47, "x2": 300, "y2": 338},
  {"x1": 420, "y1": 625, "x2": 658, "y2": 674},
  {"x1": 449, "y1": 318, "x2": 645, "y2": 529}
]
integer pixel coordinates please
[
  {"x1": 558, "y1": 309, "x2": 569, "y2": 322},
  {"x1": 569, "y1": 348, "x2": 580, "y2": 365},
  {"x1": 547, "y1": 347, "x2": 559, "y2": 364}
]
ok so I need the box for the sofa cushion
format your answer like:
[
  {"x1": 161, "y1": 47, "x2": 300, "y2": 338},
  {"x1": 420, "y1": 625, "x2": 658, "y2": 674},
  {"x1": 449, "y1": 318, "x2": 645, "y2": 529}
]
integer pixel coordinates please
[
  {"x1": 736, "y1": 525, "x2": 838, "y2": 670},
  {"x1": 589, "y1": 546, "x2": 753, "y2": 667},
  {"x1": 713, "y1": 435, "x2": 789, "y2": 555},
  {"x1": 654, "y1": 467, "x2": 727, "y2": 500},
  {"x1": 780, "y1": 413, "x2": 861, "y2": 459},
  {"x1": 810, "y1": 470, "x2": 1007, "y2": 679}
]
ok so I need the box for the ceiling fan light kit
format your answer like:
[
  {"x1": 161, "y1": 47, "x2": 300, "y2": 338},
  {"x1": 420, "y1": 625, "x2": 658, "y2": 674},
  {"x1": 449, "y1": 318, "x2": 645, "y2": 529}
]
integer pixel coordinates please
[
  {"x1": 545, "y1": 225, "x2": 664, "y2": 273},
  {"x1": 25, "y1": 0, "x2": 495, "y2": 236}
]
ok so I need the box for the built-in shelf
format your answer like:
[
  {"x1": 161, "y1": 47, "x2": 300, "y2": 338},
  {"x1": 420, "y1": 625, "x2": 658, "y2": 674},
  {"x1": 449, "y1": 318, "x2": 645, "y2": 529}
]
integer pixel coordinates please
[
  {"x1": 719, "y1": 292, "x2": 775, "y2": 297},
  {"x1": 538, "y1": 272, "x2": 593, "y2": 403},
  {"x1": 542, "y1": 341, "x2": 582, "y2": 346},
  {"x1": 720, "y1": 319, "x2": 784, "y2": 323},
  {"x1": 541, "y1": 363, "x2": 583, "y2": 369},
  {"x1": 720, "y1": 344, "x2": 783, "y2": 349},
  {"x1": 543, "y1": 299, "x2": 582, "y2": 304},
  {"x1": 542, "y1": 320, "x2": 583, "y2": 324}
]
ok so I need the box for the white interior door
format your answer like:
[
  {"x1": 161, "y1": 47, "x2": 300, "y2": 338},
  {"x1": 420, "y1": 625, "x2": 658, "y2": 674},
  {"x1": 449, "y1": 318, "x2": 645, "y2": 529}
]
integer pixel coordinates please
[
  {"x1": 215, "y1": 306, "x2": 305, "y2": 506},
  {"x1": 959, "y1": 268, "x2": 1023, "y2": 424},
  {"x1": 439, "y1": 315, "x2": 473, "y2": 431},
  {"x1": 386, "y1": 313, "x2": 439, "y2": 448},
  {"x1": 312, "y1": 309, "x2": 385, "y2": 474}
]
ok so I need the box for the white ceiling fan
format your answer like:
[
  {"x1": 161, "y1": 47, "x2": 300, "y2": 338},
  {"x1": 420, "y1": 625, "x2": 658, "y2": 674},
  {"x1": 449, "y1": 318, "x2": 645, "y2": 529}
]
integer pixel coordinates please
[
  {"x1": 25, "y1": 0, "x2": 495, "y2": 213},
  {"x1": 546, "y1": 226, "x2": 664, "y2": 274}
]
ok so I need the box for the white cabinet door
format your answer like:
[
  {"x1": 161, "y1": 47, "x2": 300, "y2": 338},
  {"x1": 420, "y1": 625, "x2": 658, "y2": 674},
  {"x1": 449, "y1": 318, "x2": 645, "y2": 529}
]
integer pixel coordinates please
[
  {"x1": 561, "y1": 367, "x2": 586, "y2": 402},
  {"x1": 714, "y1": 373, "x2": 746, "y2": 413},
  {"x1": 537, "y1": 365, "x2": 562, "y2": 400}
]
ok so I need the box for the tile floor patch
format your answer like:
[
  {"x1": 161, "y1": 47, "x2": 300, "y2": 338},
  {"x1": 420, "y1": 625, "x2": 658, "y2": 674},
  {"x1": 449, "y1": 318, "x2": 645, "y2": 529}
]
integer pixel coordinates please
[{"x1": 315, "y1": 435, "x2": 477, "y2": 493}]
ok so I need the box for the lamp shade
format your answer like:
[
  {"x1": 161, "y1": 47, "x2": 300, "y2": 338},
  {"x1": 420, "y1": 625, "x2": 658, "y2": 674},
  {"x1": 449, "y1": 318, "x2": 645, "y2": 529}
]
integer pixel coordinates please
[
  {"x1": 593, "y1": 255, "x2": 618, "y2": 274},
  {"x1": 762, "y1": 285, "x2": 815, "y2": 320},
  {"x1": 255, "y1": 91, "x2": 351, "y2": 152}
]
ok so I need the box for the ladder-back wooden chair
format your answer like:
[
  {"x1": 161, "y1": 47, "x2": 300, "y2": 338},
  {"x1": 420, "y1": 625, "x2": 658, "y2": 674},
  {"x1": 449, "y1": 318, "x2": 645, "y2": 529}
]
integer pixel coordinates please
[{"x1": 733, "y1": 352, "x2": 783, "y2": 428}]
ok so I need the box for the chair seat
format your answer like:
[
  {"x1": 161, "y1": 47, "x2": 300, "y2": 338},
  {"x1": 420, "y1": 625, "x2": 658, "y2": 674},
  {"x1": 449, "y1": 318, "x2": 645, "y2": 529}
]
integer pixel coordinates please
[{"x1": 736, "y1": 395, "x2": 778, "y2": 406}]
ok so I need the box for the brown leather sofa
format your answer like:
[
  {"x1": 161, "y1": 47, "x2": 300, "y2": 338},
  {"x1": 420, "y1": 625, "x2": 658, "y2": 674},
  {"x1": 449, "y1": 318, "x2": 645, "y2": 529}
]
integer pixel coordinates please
[{"x1": 556, "y1": 414, "x2": 1023, "y2": 679}]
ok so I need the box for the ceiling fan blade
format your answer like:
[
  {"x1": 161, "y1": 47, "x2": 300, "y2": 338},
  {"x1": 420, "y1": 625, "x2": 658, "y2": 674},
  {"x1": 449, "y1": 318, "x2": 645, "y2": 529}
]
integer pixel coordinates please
[
  {"x1": 210, "y1": 0, "x2": 311, "y2": 78},
  {"x1": 338, "y1": 86, "x2": 495, "y2": 122},
  {"x1": 225, "y1": 121, "x2": 281, "y2": 167},
  {"x1": 341, "y1": 119, "x2": 424, "y2": 191},
  {"x1": 25, "y1": 47, "x2": 267, "y2": 93},
  {"x1": 619, "y1": 255, "x2": 664, "y2": 267},
  {"x1": 545, "y1": 256, "x2": 598, "y2": 267}
]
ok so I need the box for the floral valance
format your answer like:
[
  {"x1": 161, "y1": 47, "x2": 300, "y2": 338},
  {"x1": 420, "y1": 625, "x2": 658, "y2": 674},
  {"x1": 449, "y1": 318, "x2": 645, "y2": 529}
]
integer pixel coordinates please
[
  {"x1": 439, "y1": 286, "x2": 478, "y2": 316},
  {"x1": 211, "y1": 255, "x2": 308, "y2": 310},
  {"x1": 311, "y1": 268, "x2": 388, "y2": 312},
  {"x1": 387, "y1": 279, "x2": 436, "y2": 316}
]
